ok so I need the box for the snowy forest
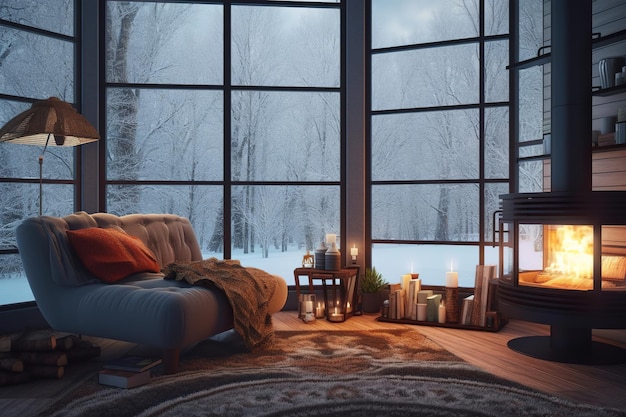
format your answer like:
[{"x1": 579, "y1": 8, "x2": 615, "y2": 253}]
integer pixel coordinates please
[{"x1": 0, "y1": 0, "x2": 545, "y2": 301}]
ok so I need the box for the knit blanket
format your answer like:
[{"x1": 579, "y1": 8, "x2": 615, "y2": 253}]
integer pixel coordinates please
[{"x1": 162, "y1": 258, "x2": 277, "y2": 351}]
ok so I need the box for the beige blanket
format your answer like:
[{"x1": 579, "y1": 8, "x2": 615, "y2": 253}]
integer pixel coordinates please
[{"x1": 162, "y1": 258, "x2": 277, "y2": 351}]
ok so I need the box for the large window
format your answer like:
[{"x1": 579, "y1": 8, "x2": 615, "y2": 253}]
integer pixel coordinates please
[
  {"x1": 104, "y1": 1, "x2": 341, "y2": 283},
  {"x1": 370, "y1": 0, "x2": 510, "y2": 286},
  {"x1": 0, "y1": 1, "x2": 515, "y2": 310},
  {"x1": 0, "y1": 0, "x2": 77, "y2": 305}
]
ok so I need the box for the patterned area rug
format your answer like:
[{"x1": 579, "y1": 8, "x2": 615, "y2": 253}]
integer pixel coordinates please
[{"x1": 41, "y1": 329, "x2": 624, "y2": 417}]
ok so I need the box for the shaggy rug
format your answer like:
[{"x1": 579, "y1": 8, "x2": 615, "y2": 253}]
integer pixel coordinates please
[{"x1": 41, "y1": 329, "x2": 624, "y2": 417}]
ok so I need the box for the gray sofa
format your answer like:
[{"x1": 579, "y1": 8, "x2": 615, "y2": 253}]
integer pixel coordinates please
[{"x1": 15, "y1": 212, "x2": 287, "y2": 373}]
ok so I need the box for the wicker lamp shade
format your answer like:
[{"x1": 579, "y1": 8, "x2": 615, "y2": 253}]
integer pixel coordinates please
[
  {"x1": 0, "y1": 97, "x2": 99, "y2": 216},
  {"x1": 0, "y1": 97, "x2": 99, "y2": 146}
]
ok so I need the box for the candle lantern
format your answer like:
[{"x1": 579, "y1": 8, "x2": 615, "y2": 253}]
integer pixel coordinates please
[
  {"x1": 298, "y1": 293, "x2": 316, "y2": 320},
  {"x1": 350, "y1": 245, "x2": 358, "y2": 264},
  {"x1": 302, "y1": 250, "x2": 314, "y2": 268},
  {"x1": 320, "y1": 274, "x2": 357, "y2": 323}
]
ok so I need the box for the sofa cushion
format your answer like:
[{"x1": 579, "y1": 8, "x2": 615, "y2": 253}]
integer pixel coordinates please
[{"x1": 66, "y1": 227, "x2": 160, "y2": 283}]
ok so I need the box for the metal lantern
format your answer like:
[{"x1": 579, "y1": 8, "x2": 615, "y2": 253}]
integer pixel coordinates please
[{"x1": 320, "y1": 272, "x2": 358, "y2": 322}]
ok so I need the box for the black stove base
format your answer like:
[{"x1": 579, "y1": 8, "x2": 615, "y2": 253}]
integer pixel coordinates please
[{"x1": 508, "y1": 336, "x2": 626, "y2": 365}]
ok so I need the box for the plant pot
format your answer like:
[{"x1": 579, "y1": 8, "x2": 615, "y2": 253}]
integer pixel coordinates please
[{"x1": 361, "y1": 292, "x2": 382, "y2": 314}]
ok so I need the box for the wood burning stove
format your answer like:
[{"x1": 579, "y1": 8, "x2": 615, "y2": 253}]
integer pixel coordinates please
[
  {"x1": 498, "y1": 0, "x2": 626, "y2": 364},
  {"x1": 498, "y1": 192, "x2": 626, "y2": 363}
]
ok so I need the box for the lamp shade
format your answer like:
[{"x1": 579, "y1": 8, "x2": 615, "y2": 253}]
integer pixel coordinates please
[{"x1": 0, "y1": 97, "x2": 99, "y2": 147}]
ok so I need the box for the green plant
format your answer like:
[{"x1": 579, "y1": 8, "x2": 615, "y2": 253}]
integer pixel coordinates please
[{"x1": 360, "y1": 267, "x2": 388, "y2": 293}]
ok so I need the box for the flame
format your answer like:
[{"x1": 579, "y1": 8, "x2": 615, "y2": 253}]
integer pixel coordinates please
[{"x1": 544, "y1": 225, "x2": 593, "y2": 279}]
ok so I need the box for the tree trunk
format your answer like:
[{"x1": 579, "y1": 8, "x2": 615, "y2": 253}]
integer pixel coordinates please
[{"x1": 435, "y1": 187, "x2": 450, "y2": 241}]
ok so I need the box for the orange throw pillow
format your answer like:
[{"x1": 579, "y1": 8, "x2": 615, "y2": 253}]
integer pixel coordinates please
[{"x1": 66, "y1": 227, "x2": 160, "y2": 283}]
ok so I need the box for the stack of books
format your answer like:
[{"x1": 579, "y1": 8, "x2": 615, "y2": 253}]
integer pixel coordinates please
[{"x1": 98, "y1": 355, "x2": 162, "y2": 389}]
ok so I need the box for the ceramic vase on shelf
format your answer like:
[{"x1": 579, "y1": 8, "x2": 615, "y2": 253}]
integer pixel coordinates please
[
  {"x1": 599, "y1": 57, "x2": 625, "y2": 89},
  {"x1": 314, "y1": 241, "x2": 327, "y2": 270},
  {"x1": 324, "y1": 242, "x2": 341, "y2": 271}
]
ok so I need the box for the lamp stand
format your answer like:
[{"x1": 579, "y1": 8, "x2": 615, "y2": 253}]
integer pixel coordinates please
[
  {"x1": 38, "y1": 133, "x2": 52, "y2": 216},
  {"x1": 38, "y1": 154, "x2": 43, "y2": 216}
]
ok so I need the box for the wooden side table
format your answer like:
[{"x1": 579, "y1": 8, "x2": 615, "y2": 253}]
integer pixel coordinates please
[{"x1": 293, "y1": 266, "x2": 361, "y2": 321}]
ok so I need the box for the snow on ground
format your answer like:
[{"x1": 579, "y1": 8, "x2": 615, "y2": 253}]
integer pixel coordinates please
[{"x1": 1, "y1": 242, "x2": 533, "y2": 305}]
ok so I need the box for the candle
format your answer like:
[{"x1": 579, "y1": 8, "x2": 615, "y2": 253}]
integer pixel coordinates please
[
  {"x1": 315, "y1": 302, "x2": 325, "y2": 318},
  {"x1": 328, "y1": 306, "x2": 343, "y2": 322},
  {"x1": 417, "y1": 303, "x2": 427, "y2": 321},
  {"x1": 326, "y1": 234, "x2": 336, "y2": 244},
  {"x1": 350, "y1": 246, "x2": 358, "y2": 256},
  {"x1": 304, "y1": 300, "x2": 313, "y2": 314},
  {"x1": 402, "y1": 273, "x2": 411, "y2": 290},
  {"x1": 438, "y1": 301, "x2": 446, "y2": 324},
  {"x1": 445, "y1": 271, "x2": 458, "y2": 288},
  {"x1": 445, "y1": 261, "x2": 458, "y2": 288}
]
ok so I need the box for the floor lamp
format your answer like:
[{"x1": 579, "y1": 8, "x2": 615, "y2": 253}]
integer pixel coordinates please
[{"x1": 0, "y1": 97, "x2": 100, "y2": 215}]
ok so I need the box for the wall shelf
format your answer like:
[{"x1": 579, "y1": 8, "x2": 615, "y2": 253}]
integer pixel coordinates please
[
  {"x1": 517, "y1": 143, "x2": 626, "y2": 163},
  {"x1": 508, "y1": 29, "x2": 626, "y2": 71},
  {"x1": 593, "y1": 84, "x2": 626, "y2": 97}
]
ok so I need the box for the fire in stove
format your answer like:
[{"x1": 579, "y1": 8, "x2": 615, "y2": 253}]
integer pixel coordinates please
[{"x1": 518, "y1": 225, "x2": 626, "y2": 291}]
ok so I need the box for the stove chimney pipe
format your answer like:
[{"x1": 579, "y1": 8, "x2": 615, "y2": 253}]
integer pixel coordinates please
[{"x1": 550, "y1": 0, "x2": 592, "y2": 193}]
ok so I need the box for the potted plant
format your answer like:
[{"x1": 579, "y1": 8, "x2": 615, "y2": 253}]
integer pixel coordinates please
[{"x1": 360, "y1": 267, "x2": 388, "y2": 314}]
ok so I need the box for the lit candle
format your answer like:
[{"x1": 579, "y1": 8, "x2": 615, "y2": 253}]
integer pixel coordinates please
[
  {"x1": 402, "y1": 273, "x2": 412, "y2": 290},
  {"x1": 329, "y1": 306, "x2": 343, "y2": 322},
  {"x1": 304, "y1": 300, "x2": 313, "y2": 314},
  {"x1": 350, "y1": 245, "x2": 358, "y2": 256},
  {"x1": 445, "y1": 261, "x2": 458, "y2": 288},
  {"x1": 326, "y1": 234, "x2": 336, "y2": 244},
  {"x1": 316, "y1": 302, "x2": 325, "y2": 318}
]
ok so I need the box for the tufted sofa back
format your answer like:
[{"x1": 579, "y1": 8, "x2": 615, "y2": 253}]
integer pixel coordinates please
[
  {"x1": 89, "y1": 212, "x2": 203, "y2": 268},
  {"x1": 17, "y1": 211, "x2": 202, "y2": 288}
]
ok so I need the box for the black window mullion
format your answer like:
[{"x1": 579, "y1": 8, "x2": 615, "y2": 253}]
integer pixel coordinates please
[{"x1": 223, "y1": 1, "x2": 232, "y2": 260}]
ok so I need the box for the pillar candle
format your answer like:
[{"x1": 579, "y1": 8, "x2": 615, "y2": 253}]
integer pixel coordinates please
[
  {"x1": 438, "y1": 301, "x2": 446, "y2": 324},
  {"x1": 315, "y1": 302, "x2": 325, "y2": 318},
  {"x1": 417, "y1": 303, "x2": 427, "y2": 321},
  {"x1": 401, "y1": 273, "x2": 412, "y2": 290},
  {"x1": 446, "y1": 271, "x2": 458, "y2": 288}
]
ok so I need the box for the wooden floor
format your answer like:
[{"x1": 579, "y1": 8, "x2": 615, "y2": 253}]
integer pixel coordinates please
[
  {"x1": 273, "y1": 312, "x2": 626, "y2": 410},
  {"x1": 2, "y1": 312, "x2": 626, "y2": 415}
]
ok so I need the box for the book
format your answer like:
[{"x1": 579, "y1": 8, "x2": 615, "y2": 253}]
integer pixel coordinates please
[
  {"x1": 396, "y1": 289, "x2": 405, "y2": 320},
  {"x1": 470, "y1": 265, "x2": 496, "y2": 327},
  {"x1": 426, "y1": 294, "x2": 442, "y2": 322},
  {"x1": 406, "y1": 279, "x2": 421, "y2": 319},
  {"x1": 103, "y1": 355, "x2": 162, "y2": 373},
  {"x1": 98, "y1": 369, "x2": 151, "y2": 389},
  {"x1": 461, "y1": 295, "x2": 474, "y2": 325},
  {"x1": 417, "y1": 289, "x2": 433, "y2": 304}
]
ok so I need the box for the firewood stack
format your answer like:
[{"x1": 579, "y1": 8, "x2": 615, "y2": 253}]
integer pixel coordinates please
[{"x1": 0, "y1": 330, "x2": 101, "y2": 386}]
